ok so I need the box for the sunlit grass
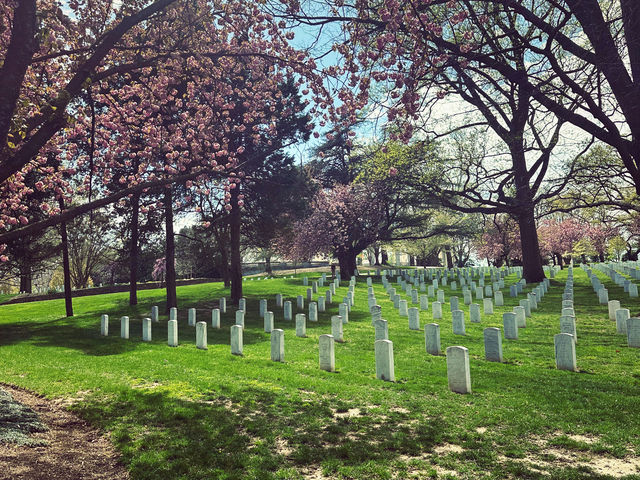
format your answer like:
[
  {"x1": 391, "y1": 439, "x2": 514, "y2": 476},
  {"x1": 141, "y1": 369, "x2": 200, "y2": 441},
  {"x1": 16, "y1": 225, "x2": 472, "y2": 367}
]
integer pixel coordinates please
[{"x1": 0, "y1": 267, "x2": 639, "y2": 479}]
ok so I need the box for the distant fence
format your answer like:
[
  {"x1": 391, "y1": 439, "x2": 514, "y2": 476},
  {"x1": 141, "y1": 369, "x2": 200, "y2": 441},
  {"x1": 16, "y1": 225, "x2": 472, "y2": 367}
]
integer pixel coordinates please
[
  {"x1": 0, "y1": 278, "x2": 219, "y2": 305},
  {"x1": 242, "y1": 261, "x2": 330, "y2": 275}
]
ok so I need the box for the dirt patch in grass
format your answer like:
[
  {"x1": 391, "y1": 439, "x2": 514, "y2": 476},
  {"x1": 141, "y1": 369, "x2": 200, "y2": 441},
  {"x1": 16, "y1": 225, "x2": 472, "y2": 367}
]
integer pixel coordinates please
[
  {"x1": 0, "y1": 384, "x2": 129, "y2": 480},
  {"x1": 501, "y1": 433, "x2": 640, "y2": 478}
]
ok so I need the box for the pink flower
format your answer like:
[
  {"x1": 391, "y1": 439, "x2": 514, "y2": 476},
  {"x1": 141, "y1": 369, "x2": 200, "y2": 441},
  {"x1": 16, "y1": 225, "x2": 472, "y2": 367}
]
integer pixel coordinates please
[{"x1": 389, "y1": 167, "x2": 398, "y2": 176}]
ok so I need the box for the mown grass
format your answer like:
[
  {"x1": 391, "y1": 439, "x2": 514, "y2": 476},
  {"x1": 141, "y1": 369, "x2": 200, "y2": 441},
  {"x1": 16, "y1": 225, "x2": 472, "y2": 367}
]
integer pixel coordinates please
[{"x1": 0, "y1": 267, "x2": 639, "y2": 479}]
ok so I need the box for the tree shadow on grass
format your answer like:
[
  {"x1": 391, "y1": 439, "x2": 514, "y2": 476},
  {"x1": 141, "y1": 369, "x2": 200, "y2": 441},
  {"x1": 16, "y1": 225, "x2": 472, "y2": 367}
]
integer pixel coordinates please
[
  {"x1": 0, "y1": 317, "x2": 274, "y2": 355},
  {"x1": 71, "y1": 384, "x2": 448, "y2": 480}
]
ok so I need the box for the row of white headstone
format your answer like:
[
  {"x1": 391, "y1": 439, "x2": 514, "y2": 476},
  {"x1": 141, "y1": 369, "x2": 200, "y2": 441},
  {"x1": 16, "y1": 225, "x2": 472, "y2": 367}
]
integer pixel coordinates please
[{"x1": 584, "y1": 266, "x2": 640, "y2": 348}]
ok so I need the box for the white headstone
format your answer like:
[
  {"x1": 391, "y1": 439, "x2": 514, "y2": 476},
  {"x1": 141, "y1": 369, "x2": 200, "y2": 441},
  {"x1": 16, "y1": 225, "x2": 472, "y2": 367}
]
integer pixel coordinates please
[
  {"x1": 475, "y1": 286, "x2": 483, "y2": 300},
  {"x1": 374, "y1": 319, "x2": 388, "y2": 341},
  {"x1": 450, "y1": 296, "x2": 459, "y2": 312},
  {"x1": 608, "y1": 300, "x2": 621, "y2": 321},
  {"x1": 120, "y1": 316, "x2": 129, "y2": 339},
  {"x1": 319, "y1": 334, "x2": 335, "y2": 372},
  {"x1": 375, "y1": 339, "x2": 395, "y2": 382},
  {"x1": 339, "y1": 303, "x2": 349, "y2": 323},
  {"x1": 452, "y1": 310, "x2": 465, "y2": 335},
  {"x1": 231, "y1": 324, "x2": 243, "y2": 355},
  {"x1": 446, "y1": 346, "x2": 471, "y2": 394},
  {"x1": 211, "y1": 309, "x2": 220, "y2": 329},
  {"x1": 331, "y1": 315, "x2": 344, "y2": 342},
  {"x1": 463, "y1": 290, "x2": 472, "y2": 305},
  {"x1": 142, "y1": 317, "x2": 152, "y2": 342},
  {"x1": 188, "y1": 308, "x2": 196, "y2": 327},
  {"x1": 519, "y1": 299, "x2": 531, "y2": 317},
  {"x1": 259, "y1": 299, "x2": 267, "y2": 318},
  {"x1": 494, "y1": 291, "x2": 504, "y2": 306},
  {"x1": 235, "y1": 310, "x2": 245, "y2": 329},
  {"x1": 503, "y1": 312, "x2": 518, "y2": 339},
  {"x1": 483, "y1": 298, "x2": 493, "y2": 315},
  {"x1": 399, "y1": 299, "x2": 409, "y2": 317},
  {"x1": 408, "y1": 307, "x2": 420, "y2": 330},
  {"x1": 196, "y1": 321, "x2": 207, "y2": 350},
  {"x1": 370, "y1": 304, "x2": 382, "y2": 324},
  {"x1": 420, "y1": 294, "x2": 429, "y2": 311},
  {"x1": 276, "y1": 293, "x2": 283, "y2": 308},
  {"x1": 169, "y1": 307, "x2": 177, "y2": 321},
  {"x1": 437, "y1": 289, "x2": 445, "y2": 303},
  {"x1": 308, "y1": 302, "x2": 318, "y2": 322},
  {"x1": 629, "y1": 283, "x2": 638, "y2": 297},
  {"x1": 513, "y1": 305, "x2": 526, "y2": 328},
  {"x1": 628, "y1": 317, "x2": 640, "y2": 348},
  {"x1": 219, "y1": 298, "x2": 226, "y2": 314},
  {"x1": 318, "y1": 296, "x2": 326, "y2": 312},
  {"x1": 151, "y1": 306, "x2": 159, "y2": 322},
  {"x1": 598, "y1": 287, "x2": 609, "y2": 304},
  {"x1": 239, "y1": 298, "x2": 246, "y2": 312},
  {"x1": 284, "y1": 301, "x2": 292, "y2": 321},
  {"x1": 264, "y1": 311, "x2": 274, "y2": 332},
  {"x1": 527, "y1": 292, "x2": 537, "y2": 310},
  {"x1": 432, "y1": 301, "x2": 443, "y2": 320},
  {"x1": 554, "y1": 333, "x2": 577, "y2": 371},
  {"x1": 425, "y1": 323, "x2": 441, "y2": 355},
  {"x1": 271, "y1": 329, "x2": 285, "y2": 362},
  {"x1": 560, "y1": 315, "x2": 577, "y2": 342},
  {"x1": 469, "y1": 303, "x2": 481, "y2": 323},
  {"x1": 168, "y1": 319, "x2": 178, "y2": 347},
  {"x1": 296, "y1": 313, "x2": 307, "y2": 337},
  {"x1": 616, "y1": 308, "x2": 630, "y2": 335},
  {"x1": 297, "y1": 295, "x2": 304, "y2": 309},
  {"x1": 484, "y1": 327, "x2": 503, "y2": 362}
]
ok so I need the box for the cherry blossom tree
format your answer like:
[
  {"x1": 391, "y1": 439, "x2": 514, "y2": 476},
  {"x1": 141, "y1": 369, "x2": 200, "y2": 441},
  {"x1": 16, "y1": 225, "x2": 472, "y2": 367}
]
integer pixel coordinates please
[
  {"x1": 537, "y1": 218, "x2": 584, "y2": 268},
  {"x1": 474, "y1": 216, "x2": 521, "y2": 267},
  {"x1": 279, "y1": 183, "x2": 392, "y2": 278},
  {"x1": 0, "y1": 0, "x2": 332, "y2": 262}
]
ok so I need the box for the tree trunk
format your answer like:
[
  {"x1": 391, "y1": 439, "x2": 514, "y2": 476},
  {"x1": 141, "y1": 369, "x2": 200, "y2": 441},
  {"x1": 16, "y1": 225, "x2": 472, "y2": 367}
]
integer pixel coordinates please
[
  {"x1": 337, "y1": 251, "x2": 357, "y2": 279},
  {"x1": 265, "y1": 255, "x2": 273, "y2": 275},
  {"x1": 60, "y1": 218, "x2": 73, "y2": 317},
  {"x1": 164, "y1": 187, "x2": 177, "y2": 311},
  {"x1": 599, "y1": 252, "x2": 605, "y2": 262},
  {"x1": 510, "y1": 136, "x2": 545, "y2": 282},
  {"x1": 381, "y1": 250, "x2": 388, "y2": 265},
  {"x1": 229, "y1": 187, "x2": 242, "y2": 304},
  {"x1": 445, "y1": 248, "x2": 453, "y2": 269},
  {"x1": 19, "y1": 264, "x2": 32, "y2": 293},
  {"x1": 373, "y1": 245, "x2": 381, "y2": 265},
  {"x1": 555, "y1": 253, "x2": 563, "y2": 269},
  {"x1": 129, "y1": 192, "x2": 140, "y2": 306},
  {"x1": 515, "y1": 207, "x2": 545, "y2": 282}
]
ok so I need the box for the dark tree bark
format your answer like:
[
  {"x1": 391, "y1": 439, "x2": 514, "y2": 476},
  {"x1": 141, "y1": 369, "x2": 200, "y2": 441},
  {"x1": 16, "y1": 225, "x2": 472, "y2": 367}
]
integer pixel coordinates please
[
  {"x1": 19, "y1": 264, "x2": 32, "y2": 294},
  {"x1": 0, "y1": 0, "x2": 38, "y2": 147},
  {"x1": 60, "y1": 217, "x2": 73, "y2": 317},
  {"x1": 265, "y1": 255, "x2": 273, "y2": 275},
  {"x1": 229, "y1": 187, "x2": 243, "y2": 304},
  {"x1": 129, "y1": 192, "x2": 140, "y2": 306},
  {"x1": 373, "y1": 245, "x2": 381, "y2": 265},
  {"x1": 164, "y1": 187, "x2": 177, "y2": 311},
  {"x1": 337, "y1": 250, "x2": 357, "y2": 279},
  {"x1": 381, "y1": 250, "x2": 388, "y2": 265},
  {"x1": 555, "y1": 253, "x2": 563, "y2": 269},
  {"x1": 445, "y1": 248, "x2": 453, "y2": 269},
  {"x1": 516, "y1": 207, "x2": 545, "y2": 282}
]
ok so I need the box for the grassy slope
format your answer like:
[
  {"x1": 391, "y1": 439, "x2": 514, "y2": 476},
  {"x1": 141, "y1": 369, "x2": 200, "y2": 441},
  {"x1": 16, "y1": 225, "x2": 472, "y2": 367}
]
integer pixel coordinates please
[{"x1": 0, "y1": 268, "x2": 639, "y2": 479}]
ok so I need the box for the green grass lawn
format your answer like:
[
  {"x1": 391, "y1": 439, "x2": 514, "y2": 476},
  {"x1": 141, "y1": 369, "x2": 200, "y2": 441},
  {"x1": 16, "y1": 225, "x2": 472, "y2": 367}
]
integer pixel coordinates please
[{"x1": 0, "y1": 268, "x2": 639, "y2": 479}]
